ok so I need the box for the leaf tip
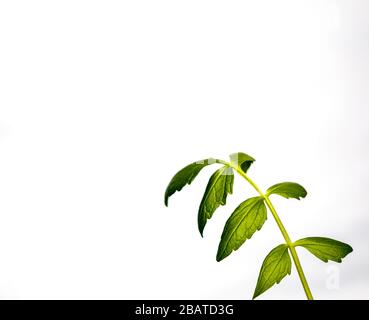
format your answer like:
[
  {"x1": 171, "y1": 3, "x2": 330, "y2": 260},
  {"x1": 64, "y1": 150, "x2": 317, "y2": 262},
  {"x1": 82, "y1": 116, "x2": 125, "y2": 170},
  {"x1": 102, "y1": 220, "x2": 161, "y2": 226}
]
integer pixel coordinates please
[
  {"x1": 216, "y1": 250, "x2": 226, "y2": 262},
  {"x1": 252, "y1": 290, "x2": 260, "y2": 300},
  {"x1": 198, "y1": 224, "x2": 205, "y2": 238},
  {"x1": 164, "y1": 188, "x2": 169, "y2": 206},
  {"x1": 299, "y1": 191, "x2": 308, "y2": 200}
]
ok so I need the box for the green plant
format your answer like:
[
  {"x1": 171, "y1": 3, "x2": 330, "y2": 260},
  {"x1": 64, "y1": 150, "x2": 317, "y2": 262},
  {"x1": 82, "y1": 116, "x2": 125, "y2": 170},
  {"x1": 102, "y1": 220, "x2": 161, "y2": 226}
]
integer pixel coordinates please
[{"x1": 164, "y1": 152, "x2": 353, "y2": 300}]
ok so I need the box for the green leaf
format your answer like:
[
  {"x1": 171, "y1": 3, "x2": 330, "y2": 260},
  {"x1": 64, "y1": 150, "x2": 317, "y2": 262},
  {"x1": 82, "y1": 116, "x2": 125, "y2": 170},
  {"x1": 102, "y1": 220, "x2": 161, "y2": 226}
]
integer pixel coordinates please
[
  {"x1": 294, "y1": 237, "x2": 353, "y2": 263},
  {"x1": 164, "y1": 158, "x2": 216, "y2": 206},
  {"x1": 253, "y1": 244, "x2": 291, "y2": 299},
  {"x1": 266, "y1": 182, "x2": 307, "y2": 200},
  {"x1": 198, "y1": 166, "x2": 234, "y2": 236},
  {"x1": 229, "y1": 152, "x2": 255, "y2": 173},
  {"x1": 216, "y1": 197, "x2": 267, "y2": 261}
]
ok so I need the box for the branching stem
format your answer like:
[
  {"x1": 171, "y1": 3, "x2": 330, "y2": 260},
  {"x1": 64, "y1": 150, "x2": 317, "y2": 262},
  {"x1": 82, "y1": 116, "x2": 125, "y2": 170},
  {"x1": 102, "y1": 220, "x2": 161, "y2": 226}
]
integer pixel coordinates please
[{"x1": 217, "y1": 159, "x2": 314, "y2": 300}]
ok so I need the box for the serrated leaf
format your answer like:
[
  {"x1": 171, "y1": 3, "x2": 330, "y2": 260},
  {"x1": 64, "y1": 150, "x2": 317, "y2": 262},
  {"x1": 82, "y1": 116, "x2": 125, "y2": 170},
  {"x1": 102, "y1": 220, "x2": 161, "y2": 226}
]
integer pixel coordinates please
[
  {"x1": 294, "y1": 237, "x2": 353, "y2": 263},
  {"x1": 198, "y1": 166, "x2": 234, "y2": 236},
  {"x1": 266, "y1": 182, "x2": 307, "y2": 200},
  {"x1": 253, "y1": 244, "x2": 291, "y2": 299},
  {"x1": 216, "y1": 197, "x2": 267, "y2": 261},
  {"x1": 229, "y1": 152, "x2": 255, "y2": 173},
  {"x1": 164, "y1": 158, "x2": 216, "y2": 206}
]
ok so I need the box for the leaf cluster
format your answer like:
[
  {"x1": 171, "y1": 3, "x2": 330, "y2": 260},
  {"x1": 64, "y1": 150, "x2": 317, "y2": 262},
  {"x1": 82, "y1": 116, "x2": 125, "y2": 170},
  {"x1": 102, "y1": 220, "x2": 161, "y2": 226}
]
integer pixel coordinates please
[{"x1": 165, "y1": 153, "x2": 353, "y2": 298}]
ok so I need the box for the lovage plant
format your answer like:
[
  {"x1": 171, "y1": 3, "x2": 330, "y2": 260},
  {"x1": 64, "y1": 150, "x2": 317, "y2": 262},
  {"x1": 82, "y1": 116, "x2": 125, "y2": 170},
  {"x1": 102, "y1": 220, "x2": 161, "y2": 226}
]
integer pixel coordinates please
[{"x1": 164, "y1": 152, "x2": 353, "y2": 299}]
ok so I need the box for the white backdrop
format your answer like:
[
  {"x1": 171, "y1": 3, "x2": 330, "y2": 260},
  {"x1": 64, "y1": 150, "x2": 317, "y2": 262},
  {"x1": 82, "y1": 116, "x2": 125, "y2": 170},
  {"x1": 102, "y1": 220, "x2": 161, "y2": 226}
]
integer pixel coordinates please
[{"x1": 0, "y1": 1, "x2": 368, "y2": 299}]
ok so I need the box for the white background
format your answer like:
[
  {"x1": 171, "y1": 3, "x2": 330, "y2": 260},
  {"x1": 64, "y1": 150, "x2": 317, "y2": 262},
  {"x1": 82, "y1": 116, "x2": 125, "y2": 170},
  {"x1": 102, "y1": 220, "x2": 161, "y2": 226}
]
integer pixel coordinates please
[{"x1": 0, "y1": 1, "x2": 368, "y2": 299}]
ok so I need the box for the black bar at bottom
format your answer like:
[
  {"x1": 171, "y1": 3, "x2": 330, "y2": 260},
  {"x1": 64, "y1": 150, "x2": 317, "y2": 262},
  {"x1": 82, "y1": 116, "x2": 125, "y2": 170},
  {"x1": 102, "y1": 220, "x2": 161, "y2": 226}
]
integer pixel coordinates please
[{"x1": 0, "y1": 300, "x2": 367, "y2": 318}]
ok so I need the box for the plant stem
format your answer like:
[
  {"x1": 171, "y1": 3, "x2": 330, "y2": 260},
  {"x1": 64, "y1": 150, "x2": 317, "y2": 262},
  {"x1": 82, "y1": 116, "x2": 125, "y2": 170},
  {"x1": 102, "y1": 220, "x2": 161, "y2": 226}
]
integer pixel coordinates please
[
  {"x1": 263, "y1": 196, "x2": 313, "y2": 300},
  {"x1": 218, "y1": 159, "x2": 314, "y2": 300}
]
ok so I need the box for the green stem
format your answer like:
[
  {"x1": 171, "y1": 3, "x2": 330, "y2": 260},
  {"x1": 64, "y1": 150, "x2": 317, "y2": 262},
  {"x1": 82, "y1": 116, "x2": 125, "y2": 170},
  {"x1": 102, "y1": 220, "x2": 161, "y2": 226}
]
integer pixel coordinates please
[
  {"x1": 263, "y1": 196, "x2": 313, "y2": 300},
  {"x1": 218, "y1": 159, "x2": 314, "y2": 300}
]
